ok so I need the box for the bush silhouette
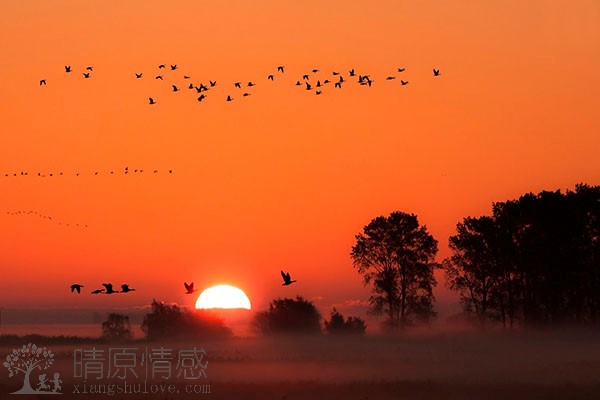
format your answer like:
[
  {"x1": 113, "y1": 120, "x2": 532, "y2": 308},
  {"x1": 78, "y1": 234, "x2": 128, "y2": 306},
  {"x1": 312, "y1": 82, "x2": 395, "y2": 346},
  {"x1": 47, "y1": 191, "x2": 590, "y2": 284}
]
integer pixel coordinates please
[
  {"x1": 102, "y1": 313, "x2": 132, "y2": 341},
  {"x1": 254, "y1": 296, "x2": 322, "y2": 335},
  {"x1": 141, "y1": 299, "x2": 232, "y2": 340},
  {"x1": 324, "y1": 308, "x2": 366, "y2": 335}
]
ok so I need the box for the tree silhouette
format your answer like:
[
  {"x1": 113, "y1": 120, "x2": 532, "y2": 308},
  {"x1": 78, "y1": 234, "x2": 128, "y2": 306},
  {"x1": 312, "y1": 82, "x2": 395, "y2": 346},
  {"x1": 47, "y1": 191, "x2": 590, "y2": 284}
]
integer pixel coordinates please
[
  {"x1": 351, "y1": 211, "x2": 439, "y2": 328},
  {"x1": 324, "y1": 308, "x2": 366, "y2": 335},
  {"x1": 253, "y1": 296, "x2": 322, "y2": 335},
  {"x1": 443, "y1": 216, "x2": 519, "y2": 328},
  {"x1": 444, "y1": 184, "x2": 600, "y2": 328},
  {"x1": 102, "y1": 313, "x2": 133, "y2": 341},
  {"x1": 141, "y1": 300, "x2": 231, "y2": 340},
  {"x1": 2, "y1": 343, "x2": 55, "y2": 394}
]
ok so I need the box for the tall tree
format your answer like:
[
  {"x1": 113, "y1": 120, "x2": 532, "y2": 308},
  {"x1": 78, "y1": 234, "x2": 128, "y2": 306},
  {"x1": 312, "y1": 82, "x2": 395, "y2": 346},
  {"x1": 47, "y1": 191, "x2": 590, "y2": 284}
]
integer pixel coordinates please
[
  {"x1": 444, "y1": 216, "x2": 499, "y2": 328},
  {"x1": 351, "y1": 211, "x2": 439, "y2": 328}
]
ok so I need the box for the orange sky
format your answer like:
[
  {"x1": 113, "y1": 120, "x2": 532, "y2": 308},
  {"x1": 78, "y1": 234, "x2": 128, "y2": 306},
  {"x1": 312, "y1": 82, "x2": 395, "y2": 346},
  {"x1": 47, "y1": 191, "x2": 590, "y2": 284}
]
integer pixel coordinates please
[{"x1": 0, "y1": 1, "x2": 599, "y2": 318}]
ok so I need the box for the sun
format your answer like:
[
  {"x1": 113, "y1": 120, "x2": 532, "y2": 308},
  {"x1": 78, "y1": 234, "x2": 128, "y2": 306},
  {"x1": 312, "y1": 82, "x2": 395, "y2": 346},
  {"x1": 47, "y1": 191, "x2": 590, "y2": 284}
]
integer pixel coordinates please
[{"x1": 195, "y1": 284, "x2": 251, "y2": 310}]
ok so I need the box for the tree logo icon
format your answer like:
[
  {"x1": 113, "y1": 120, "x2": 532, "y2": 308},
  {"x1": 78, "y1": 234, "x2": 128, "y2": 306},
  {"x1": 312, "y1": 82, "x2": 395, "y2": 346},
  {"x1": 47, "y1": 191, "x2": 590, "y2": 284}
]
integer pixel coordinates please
[{"x1": 3, "y1": 343, "x2": 62, "y2": 395}]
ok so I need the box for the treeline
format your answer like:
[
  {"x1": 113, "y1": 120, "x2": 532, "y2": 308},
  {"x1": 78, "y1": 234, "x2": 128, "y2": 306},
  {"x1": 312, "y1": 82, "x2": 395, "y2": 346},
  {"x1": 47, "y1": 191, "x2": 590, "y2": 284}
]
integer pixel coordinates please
[
  {"x1": 351, "y1": 184, "x2": 600, "y2": 329},
  {"x1": 100, "y1": 298, "x2": 365, "y2": 341},
  {"x1": 99, "y1": 301, "x2": 233, "y2": 341},
  {"x1": 444, "y1": 184, "x2": 600, "y2": 328},
  {"x1": 253, "y1": 296, "x2": 366, "y2": 335}
]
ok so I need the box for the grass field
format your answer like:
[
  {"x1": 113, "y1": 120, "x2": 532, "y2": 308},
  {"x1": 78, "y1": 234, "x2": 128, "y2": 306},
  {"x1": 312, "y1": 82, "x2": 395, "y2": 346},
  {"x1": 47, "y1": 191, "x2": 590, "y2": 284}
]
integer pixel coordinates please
[{"x1": 1, "y1": 330, "x2": 600, "y2": 399}]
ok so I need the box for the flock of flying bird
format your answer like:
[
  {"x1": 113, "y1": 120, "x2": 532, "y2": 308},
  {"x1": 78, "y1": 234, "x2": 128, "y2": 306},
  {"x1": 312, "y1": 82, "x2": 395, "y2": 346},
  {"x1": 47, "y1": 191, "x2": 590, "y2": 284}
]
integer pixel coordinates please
[
  {"x1": 70, "y1": 283, "x2": 135, "y2": 295},
  {"x1": 1, "y1": 167, "x2": 173, "y2": 179},
  {"x1": 41, "y1": 61, "x2": 422, "y2": 300},
  {"x1": 39, "y1": 64, "x2": 442, "y2": 105},
  {"x1": 5, "y1": 210, "x2": 88, "y2": 228},
  {"x1": 70, "y1": 270, "x2": 297, "y2": 297}
]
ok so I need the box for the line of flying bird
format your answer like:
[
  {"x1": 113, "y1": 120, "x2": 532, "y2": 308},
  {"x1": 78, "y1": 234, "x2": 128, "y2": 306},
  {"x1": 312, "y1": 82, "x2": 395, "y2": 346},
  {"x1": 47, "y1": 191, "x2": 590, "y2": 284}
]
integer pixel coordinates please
[
  {"x1": 70, "y1": 271, "x2": 297, "y2": 297},
  {"x1": 38, "y1": 64, "x2": 442, "y2": 105},
  {"x1": 1, "y1": 167, "x2": 173, "y2": 178},
  {"x1": 71, "y1": 283, "x2": 135, "y2": 294},
  {"x1": 5, "y1": 210, "x2": 88, "y2": 228}
]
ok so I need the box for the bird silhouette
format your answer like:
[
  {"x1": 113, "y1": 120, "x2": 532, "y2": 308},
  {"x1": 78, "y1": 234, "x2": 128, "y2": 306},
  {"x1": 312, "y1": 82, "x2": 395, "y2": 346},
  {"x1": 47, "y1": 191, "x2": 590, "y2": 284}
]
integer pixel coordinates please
[
  {"x1": 184, "y1": 282, "x2": 198, "y2": 294},
  {"x1": 226, "y1": 95, "x2": 233, "y2": 101},
  {"x1": 183, "y1": 75, "x2": 190, "y2": 79},
  {"x1": 281, "y1": 270, "x2": 297, "y2": 286},
  {"x1": 386, "y1": 76, "x2": 395, "y2": 80},
  {"x1": 121, "y1": 284, "x2": 135, "y2": 293},
  {"x1": 295, "y1": 81, "x2": 302, "y2": 86},
  {"x1": 401, "y1": 80, "x2": 408, "y2": 85},
  {"x1": 91, "y1": 289, "x2": 105, "y2": 295},
  {"x1": 135, "y1": 73, "x2": 143, "y2": 78},
  {"x1": 210, "y1": 80, "x2": 217, "y2": 87},
  {"x1": 149, "y1": 97, "x2": 156, "y2": 105},
  {"x1": 398, "y1": 68, "x2": 405, "y2": 72},
  {"x1": 312, "y1": 69, "x2": 319, "y2": 73},
  {"x1": 188, "y1": 83, "x2": 194, "y2": 89},
  {"x1": 70, "y1": 284, "x2": 84, "y2": 294},
  {"x1": 197, "y1": 94, "x2": 206, "y2": 102},
  {"x1": 234, "y1": 82, "x2": 241, "y2": 88},
  {"x1": 302, "y1": 74, "x2": 310, "y2": 80},
  {"x1": 170, "y1": 64, "x2": 178, "y2": 70},
  {"x1": 172, "y1": 85, "x2": 179, "y2": 92},
  {"x1": 433, "y1": 68, "x2": 441, "y2": 76},
  {"x1": 155, "y1": 75, "x2": 163, "y2": 80},
  {"x1": 349, "y1": 68, "x2": 356, "y2": 76},
  {"x1": 334, "y1": 82, "x2": 342, "y2": 89},
  {"x1": 316, "y1": 90, "x2": 322, "y2": 95},
  {"x1": 247, "y1": 81, "x2": 255, "y2": 87},
  {"x1": 102, "y1": 283, "x2": 118, "y2": 294},
  {"x1": 267, "y1": 75, "x2": 274, "y2": 81},
  {"x1": 332, "y1": 71, "x2": 340, "y2": 75},
  {"x1": 305, "y1": 82, "x2": 312, "y2": 90},
  {"x1": 65, "y1": 65, "x2": 71, "y2": 73},
  {"x1": 158, "y1": 64, "x2": 166, "y2": 69},
  {"x1": 360, "y1": 77, "x2": 373, "y2": 87},
  {"x1": 243, "y1": 92, "x2": 251, "y2": 97},
  {"x1": 83, "y1": 73, "x2": 90, "y2": 78},
  {"x1": 86, "y1": 66, "x2": 93, "y2": 71},
  {"x1": 316, "y1": 80, "x2": 322, "y2": 87},
  {"x1": 39, "y1": 79, "x2": 46, "y2": 85},
  {"x1": 277, "y1": 65, "x2": 285, "y2": 73}
]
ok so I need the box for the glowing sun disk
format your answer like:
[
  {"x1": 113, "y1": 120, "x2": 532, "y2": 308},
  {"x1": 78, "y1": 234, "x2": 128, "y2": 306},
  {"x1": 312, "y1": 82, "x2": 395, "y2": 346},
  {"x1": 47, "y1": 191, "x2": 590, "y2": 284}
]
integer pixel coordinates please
[{"x1": 195, "y1": 284, "x2": 251, "y2": 310}]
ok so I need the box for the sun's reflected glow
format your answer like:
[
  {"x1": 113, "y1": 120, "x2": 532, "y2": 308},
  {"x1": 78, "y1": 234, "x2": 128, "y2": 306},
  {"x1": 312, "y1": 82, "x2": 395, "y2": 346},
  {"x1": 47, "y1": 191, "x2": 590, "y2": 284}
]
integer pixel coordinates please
[{"x1": 195, "y1": 284, "x2": 251, "y2": 310}]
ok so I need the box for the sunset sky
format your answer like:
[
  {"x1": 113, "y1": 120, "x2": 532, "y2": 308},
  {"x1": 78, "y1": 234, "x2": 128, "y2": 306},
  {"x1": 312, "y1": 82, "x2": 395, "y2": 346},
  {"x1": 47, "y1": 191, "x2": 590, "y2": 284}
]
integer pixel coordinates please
[{"x1": 0, "y1": 1, "x2": 599, "y2": 318}]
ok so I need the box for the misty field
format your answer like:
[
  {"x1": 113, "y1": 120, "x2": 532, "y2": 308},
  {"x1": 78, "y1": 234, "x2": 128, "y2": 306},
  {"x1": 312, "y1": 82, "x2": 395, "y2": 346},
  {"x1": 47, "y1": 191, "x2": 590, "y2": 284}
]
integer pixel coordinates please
[{"x1": 1, "y1": 330, "x2": 600, "y2": 399}]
